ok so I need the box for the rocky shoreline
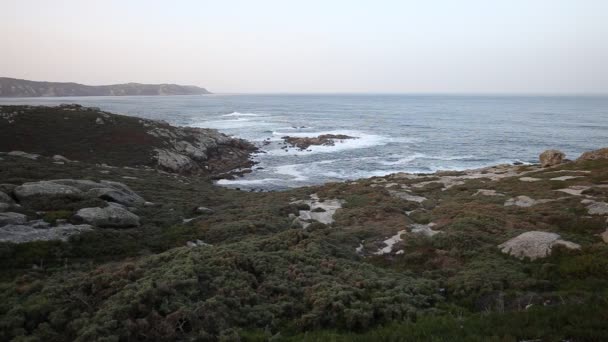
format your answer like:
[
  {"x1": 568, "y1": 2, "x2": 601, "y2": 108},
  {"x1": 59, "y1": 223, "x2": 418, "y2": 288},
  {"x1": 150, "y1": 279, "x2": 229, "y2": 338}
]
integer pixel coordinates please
[
  {"x1": 1, "y1": 107, "x2": 608, "y2": 340},
  {"x1": 0, "y1": 104, "x2": 257, "y2": 176}
]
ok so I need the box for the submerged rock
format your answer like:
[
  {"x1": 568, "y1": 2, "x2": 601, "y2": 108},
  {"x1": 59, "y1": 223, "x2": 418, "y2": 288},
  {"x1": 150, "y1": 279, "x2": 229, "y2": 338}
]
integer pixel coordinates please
[
  {"x1": 282, "y1": 134, "x2": 356, "y2": 150},
  {"x1": 539, "y1": 149, "x2": 565, "y2": 168},
  {"x1": 498, "y1": 231, "x2": 580, "y2": 260}
]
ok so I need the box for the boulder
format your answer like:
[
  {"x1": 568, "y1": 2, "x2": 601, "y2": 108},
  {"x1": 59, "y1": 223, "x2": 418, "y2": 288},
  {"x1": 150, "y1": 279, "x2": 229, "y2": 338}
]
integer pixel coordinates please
[
  {"x1": 0, "y1": 223, "x2": 93, "y2": 243},
  {"x1": 86, "y1": 187, "x2": 144, "y2": 206},
  {"x1": 0, "y1": 184, "x2": 17, "y2": 194},
  {"x1": 0, "y1": 191, "x2": 13, "y2": 204},
  {"x1": 0, "y1": 212, "x2": 28, "y2": 227},
  {"x1": 539, "y1": 149, "x2": 565, "y2": 167},
  {"x1": 498, "y1": 231, "x2": 580, "y2": 260},
  {"x1": 0, "y1": 203, "x2": 10, "y2": 212},
  {"x1": 74, "y1": 206, "x2": 140, "y2": 228},
  {"x1": 25, "y1": 179, "x2": 145, "y2": 206},
  {"x1": 577, "y1": 148, "x2": 608, "y2": 162},
  {"x1": 14, "y1": 181, "x2": 82, "y2": 200}
]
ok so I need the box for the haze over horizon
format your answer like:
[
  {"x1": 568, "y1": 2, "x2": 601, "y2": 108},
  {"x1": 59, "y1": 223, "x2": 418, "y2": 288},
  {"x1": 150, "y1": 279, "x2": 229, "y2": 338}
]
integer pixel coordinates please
[{"x1": 2, "y1": 0, "x2": 607, "y2": 94}]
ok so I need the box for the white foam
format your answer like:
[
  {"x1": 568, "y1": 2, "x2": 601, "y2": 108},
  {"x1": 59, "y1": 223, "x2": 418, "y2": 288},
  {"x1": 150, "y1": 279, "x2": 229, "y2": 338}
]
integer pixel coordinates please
[
  {"x1": 267, "y1": 130, "x2": 398, "y2": 155},
  {"x1": 275, "y1": 164, "x2": 309, "y2": 181},
  {"x1": 215, "y1": 178, "x2": 280, "y2": 186},
  {"x1": 377, "y1": 153, "x2": 427, "y2": 165},
  {"x1": 190, "y1": 118, "x2": 269, "y2": 129},
  {"x1": 221, "y1": 112, "x2": 260, "y2": 117}
]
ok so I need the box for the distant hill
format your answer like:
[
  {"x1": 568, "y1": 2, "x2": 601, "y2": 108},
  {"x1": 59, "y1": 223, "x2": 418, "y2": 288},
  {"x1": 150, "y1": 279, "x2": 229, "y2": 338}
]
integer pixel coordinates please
[{"x1": 0, "y1": 77, "x2": 211, "y2": 97}]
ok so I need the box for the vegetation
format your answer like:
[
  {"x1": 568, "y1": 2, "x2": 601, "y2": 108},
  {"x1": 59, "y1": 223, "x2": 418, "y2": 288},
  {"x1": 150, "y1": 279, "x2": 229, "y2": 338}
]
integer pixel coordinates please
[{"x1": 1, "y1": 151, "x2": 607, "y2": 340}]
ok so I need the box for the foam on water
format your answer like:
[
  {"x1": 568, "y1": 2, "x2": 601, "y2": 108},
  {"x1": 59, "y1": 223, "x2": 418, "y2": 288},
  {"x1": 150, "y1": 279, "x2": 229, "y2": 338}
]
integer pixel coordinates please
[
  {"x1": 222, "y1": 112, "x2": 261, "y2": 117},
  {"x1": 267, "y1": 130, "x2": 399, "y2": 155},
  {"x1": 216, "y1": 178, "x2": 281, "y2": 186}
]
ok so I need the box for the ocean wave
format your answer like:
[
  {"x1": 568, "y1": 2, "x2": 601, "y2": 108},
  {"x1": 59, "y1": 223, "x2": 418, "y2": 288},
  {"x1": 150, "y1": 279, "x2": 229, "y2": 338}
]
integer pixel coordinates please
[
  {"x1": 216, "y1": 178, "x2": 280, "y2": 186},
  {"x1": 221, "y1": 112, "x2": 260, "y2": 117},
  {"x1": 275, "y1": 164, "x2": 309, "y2": 181},
  {"x1": 190, "y1": 118, "x2": 270, "y2": 129}
]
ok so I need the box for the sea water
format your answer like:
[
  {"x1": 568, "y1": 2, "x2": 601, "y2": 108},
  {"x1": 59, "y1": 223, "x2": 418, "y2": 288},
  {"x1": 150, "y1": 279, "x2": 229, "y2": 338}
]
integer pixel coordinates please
[{"x1": 2, "y1": 94, "x2": 607, "y2": 190}]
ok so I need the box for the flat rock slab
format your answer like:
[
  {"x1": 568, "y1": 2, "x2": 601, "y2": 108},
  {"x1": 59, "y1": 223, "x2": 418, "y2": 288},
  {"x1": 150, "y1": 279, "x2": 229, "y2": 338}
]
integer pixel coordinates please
[
  {"x1": 519, "y1": 177, "x2": 541, "y2": 182},
  {"x1": 7, "y1": 151, "x2": 39, "y2": 160},
  {"x1": 14, "y1": 181, "x2": 83, "y2": 200},
  {"x1": 550, "y1": 176, "x2": 583, "y2": 181},
  {"x1": 0, "y1": 223, "x2": 93, "y2": 243},
  {"x1": 410, "y1": 223, "x2": 441, "y2": 237},
  {"x1": 0, "y1": 212, "x2": 28, "y2": 226},
  {"x1": 505, "y1": 196, "x2": 537, "y2": 207},
  {"x1": 474, "y1": 189, "x2": 505, "y2": 197},
  {"x1": 374, "y1": 230, "x2": 406, "y2": 255},
  {"x1": 582, "y1": 200, "x2": 608, "y2": 215},
  {"x1": 498, "y1": 231, "x2": 580, "y2": 260},
  {"x1": 555, "y1": 186, "x2": 590, "y2": 196},
  {"x1": 388, "y1": 190, "x2": 427, "y2": 203}
]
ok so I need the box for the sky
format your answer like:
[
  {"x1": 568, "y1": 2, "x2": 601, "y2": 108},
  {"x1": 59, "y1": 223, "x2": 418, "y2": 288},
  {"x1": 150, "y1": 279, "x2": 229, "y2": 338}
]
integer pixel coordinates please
[{"x1": 1, "y1": 0, "x2": 607, "y2": 94}]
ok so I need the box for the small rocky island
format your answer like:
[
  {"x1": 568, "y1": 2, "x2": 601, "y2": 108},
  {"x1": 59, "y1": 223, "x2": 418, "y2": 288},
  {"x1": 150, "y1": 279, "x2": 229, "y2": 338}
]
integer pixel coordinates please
[
  {"x1": 281, "y1": 133, "x2": 356, "y2": 150},
  {"x1": 1, "y1": 106, "x2": 607, "y2": 341}
]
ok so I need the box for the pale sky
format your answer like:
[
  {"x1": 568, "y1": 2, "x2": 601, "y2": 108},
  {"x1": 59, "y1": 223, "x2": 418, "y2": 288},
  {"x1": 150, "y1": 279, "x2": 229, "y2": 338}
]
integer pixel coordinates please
[{"x1": 1, "y1": 0, "x2": 607, "y2": 93}]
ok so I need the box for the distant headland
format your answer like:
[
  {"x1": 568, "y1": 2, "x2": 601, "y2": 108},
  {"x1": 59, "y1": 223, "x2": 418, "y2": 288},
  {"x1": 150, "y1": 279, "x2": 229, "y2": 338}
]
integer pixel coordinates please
[{"x1": 0, "y1": 77, "x2": 211, "y2": 97}]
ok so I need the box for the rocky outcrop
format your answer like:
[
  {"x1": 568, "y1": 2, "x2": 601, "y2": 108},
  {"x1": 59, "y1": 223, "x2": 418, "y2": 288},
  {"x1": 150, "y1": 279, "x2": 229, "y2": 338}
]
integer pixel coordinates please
[
  {"x1": 150, "y1": 125, "x2": 256, "y2": 174},
  {"x1": 577, "y1": 148, "x2": 608, "y2": 162},
  {"x1": 539, "y1": 150, "x2": 565, "y2": 167},
  {"x1": 290, "y1": 194, "x2": 344, "y2": 228},
  {"x1": 498, "y1": 231, "x2": 580, "y2": 260},
  {"x1": 0, "y1": 77, "x2": 210, "y2": 97},
  {"x1": 282, "y1": 134, "x2": 356, "y2": 150},
  {"x1": 74, "y1": 206, "x2": 140, "y2": 228},
  {"x1": 0, "y1": 105, "x2": 256, "y2": 176}
]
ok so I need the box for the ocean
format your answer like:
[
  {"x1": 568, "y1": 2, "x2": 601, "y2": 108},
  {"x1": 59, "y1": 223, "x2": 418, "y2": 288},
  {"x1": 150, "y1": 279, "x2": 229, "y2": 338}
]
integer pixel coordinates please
[{"x1": 1, "y1": 94, "x2": 607, "y2": 190}]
